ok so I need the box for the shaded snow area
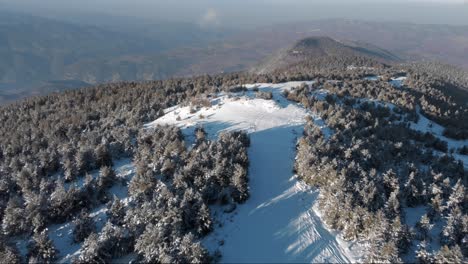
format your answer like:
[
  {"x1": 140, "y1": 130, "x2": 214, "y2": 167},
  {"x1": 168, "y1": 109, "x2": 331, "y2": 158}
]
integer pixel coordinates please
[
  {"x1": 402, "y1": 206, "x2": 446, "y2": 263},
  {"x1": 410, "y1": 107, "x2": 468, "y2": 167},
  {"x1": 149, "y1": 81, "x2": 357, "y2": 263},
  {"x1": 390, "y1": 76, "x2": 407, "y2": 88},
  {"x1": 363, "y1": 75, "x2": 380, "y2": 81},
  {"x1": 15, "y1": 160, "x2": 135, "y2": 263},
  {"x1": 361, "y1": 75, "x2": 406, "y2": 88},
  {"x1": 410, "y1": 107, "x2": 468, "y2": 151},
  {"x1": 320, "y1": 81, "x2": 467, "y2": 168},
  {"x1": 50, "y1": 206, "x2": 109, "y2": 263}
]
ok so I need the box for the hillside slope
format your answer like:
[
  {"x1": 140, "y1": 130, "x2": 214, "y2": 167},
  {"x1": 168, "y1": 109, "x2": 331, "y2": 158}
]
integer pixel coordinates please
[
  {"x1": 0, "y1": 41, "x2": 466, "y2": 263},
  {"x1": 149, "y1": 82, "x2": 359, "y2": 262},
  {"x1": 252, "y1": 36, "x2": 400, "y2": 74}
]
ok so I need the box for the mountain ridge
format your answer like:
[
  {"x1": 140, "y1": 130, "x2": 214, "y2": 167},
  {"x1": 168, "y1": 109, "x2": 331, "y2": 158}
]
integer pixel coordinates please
[{"x1": 252, "y1": 36, "x2": 400, "y2": 74}]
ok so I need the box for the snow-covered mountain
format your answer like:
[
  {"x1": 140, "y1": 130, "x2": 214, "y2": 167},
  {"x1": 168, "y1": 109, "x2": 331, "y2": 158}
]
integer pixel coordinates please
[
  {"x1": 148, "y1": 81, "x2": 358, "y2": 262},
  {"x1": 147, "y1": 78, "x2": 467, "y2": 263},
  {"x1": 1, "y1": 38, "x2": 467, "y2": 263}
]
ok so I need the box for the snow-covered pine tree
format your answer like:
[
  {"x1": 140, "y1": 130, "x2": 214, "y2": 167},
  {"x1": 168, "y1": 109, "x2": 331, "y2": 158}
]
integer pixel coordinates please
[
  {"x1": 415, "y1": 240, "x2": 433, "y2": 264},
  {"x1": 72, "y1": 211, "x2": 96, "y2": 243},
  {"x1": 433, "y1": 245, "x2": 464, "y2": 263},
  {"x1": 27, "y1": 230, "x2": 57, "y2": 264}
]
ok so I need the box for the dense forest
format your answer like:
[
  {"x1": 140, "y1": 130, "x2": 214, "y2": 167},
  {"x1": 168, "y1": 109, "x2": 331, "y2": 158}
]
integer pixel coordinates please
[
  {"x1": 293, "y1": 81, "x2": 466, "y2": 262},
  {"x1": 0, "y1": 54, "x2": 467, "y2": 262}
]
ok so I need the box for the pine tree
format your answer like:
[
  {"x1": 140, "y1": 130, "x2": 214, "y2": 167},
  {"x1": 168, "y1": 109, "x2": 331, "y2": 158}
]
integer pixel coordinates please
[
  {"x1": 72, "y1": 211, "x2": 96, "y2": 243},
  {"x1": 0, "y1": 235, "x2": 21, "y2": 264},
  {"x1": 231, "y1": 164, "x2": 249, "y2": 203},
  {"x1": 99, "y1": 221, "x2": 131, "y2": 259},
  {"x1": 446, "y1": 179, "x2": 464, "y2": 210},
  {"x1": 177, "y1": 233, "x2": 209, "y2": 263},
  {"x1": 389, "y1": 217, "x2": 411, "y2": 255},
  {"x1": 434, "y1": 245, "x2": 463, "y2": 263},
  {"x1": 195, "y1": 202, "x2": 212, "y2": 236},
  {"x1": 2, "y1": 197, "x2": 28, "y2": 236},
  {"x1": 385, "y1": 188, "x2": 401, "y2": 219},
  {"x1": 364, "y1": 210, "x2": 397, "y2": 263},
  {"x1": 75, "y1": 148, "x2": 95, "y2": 175},
  {"x1": 95, "y1": 144, "x2": 113, "y2": 168},
  {"x1": 415, "y1": 240, "x2": 433, "y2": 264},
  {"x1": 98, "y1": 166, "x2": 117, "y2": 190},
  {"x1": 75, "y1": 233, "x2": 105, "y2": 263},
  {"x1": 195, "y1": 127, "x2": 207, "y2": 143},
  {"x1": 63, "y1": 158, "x2": 77, "y2": 182},
  {"x1": 134, "y1": 223, "x2": 169, "y2": 263},
  {"x1": 417, "y1": 214, "x2": 433, "y2": 240},
  {"x1": 108, "y1": 197, "x2": 126, "y2": 226},
  {"x1": 27, "y1": 230, "x2": 57, "y2": 264}
]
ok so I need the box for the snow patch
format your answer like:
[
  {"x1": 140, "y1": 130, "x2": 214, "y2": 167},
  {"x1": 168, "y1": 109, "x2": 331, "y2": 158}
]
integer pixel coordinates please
[
  {"x1": 390, "y1": 76, "x2": 407, "y2": 88},
  {"x1": 363, "y1": 75, "x2": 379, "y2": 81}
]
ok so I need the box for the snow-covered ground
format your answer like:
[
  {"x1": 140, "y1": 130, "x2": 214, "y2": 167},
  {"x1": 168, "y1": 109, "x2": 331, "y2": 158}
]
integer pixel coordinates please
[
  {"x1": 410, "y1": 107, "x2": 468, "y2": 151},
  {"x1": 389, "y1": 76, "x2": 407, "y2": 88},
  {"x1": 363, "y1": 75, "x2": 379, "y2": 81},
  {"x1": 49, "y1": 205, "x2": 109, "y2": 263},
  {"x1": 13, "y1": 160, "x2": 136, "y2": 263},
  {"x1": 346, "y1": 66, "x2": 375, "y2": 71},
  {"x1": 410, "y1": 107, "x2": 468, "y2": 167},
  {"x1": 149, "y1": 81, "x2": 358, "y2": 263},
  {"x1": 402, "y1": 205, "x2": 446, "y2": 263},
  {"x1": 361, "y1": 75, "x2": 406, "y2": 88},
  {"x1": 148, "y1": 81, "x2": 314, "y2": 140}
]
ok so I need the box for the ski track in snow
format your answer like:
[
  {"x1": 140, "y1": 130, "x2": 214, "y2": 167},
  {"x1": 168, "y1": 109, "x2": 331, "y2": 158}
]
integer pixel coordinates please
[{"x1": 148, "y1": 81, "x2": 357, "y2": 263}]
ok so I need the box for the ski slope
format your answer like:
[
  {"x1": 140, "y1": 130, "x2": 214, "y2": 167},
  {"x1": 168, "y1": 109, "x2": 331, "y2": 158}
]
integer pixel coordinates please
[{"x1": 148, "y1": 81, "x2": 358, "y2": 263}]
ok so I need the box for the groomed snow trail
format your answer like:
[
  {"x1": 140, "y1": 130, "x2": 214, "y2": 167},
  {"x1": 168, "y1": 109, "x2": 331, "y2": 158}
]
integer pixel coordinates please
[{"x1": 148, "y1": 82, "x2": 356, "y2": 263}]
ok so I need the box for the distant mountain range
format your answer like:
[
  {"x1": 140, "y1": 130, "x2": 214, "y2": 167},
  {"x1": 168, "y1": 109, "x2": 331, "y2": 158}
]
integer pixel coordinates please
[
  {"x1": 0, "y1": 11, "x2": 229, "y2": 104},
  {"x1": 1, "y1": 12, "x2": 468, "y2": 105},
  {"x1": 1, "y1": 34, "x2": 466, "y2": 263},
  {"x1": 173, "y1": 19, "x2": 468, "y2": 77}
]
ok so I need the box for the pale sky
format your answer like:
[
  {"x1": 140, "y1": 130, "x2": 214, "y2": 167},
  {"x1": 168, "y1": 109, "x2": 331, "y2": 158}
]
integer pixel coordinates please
[{"x1": 1, "y1": 0, "x2": 468, "y2": 27}]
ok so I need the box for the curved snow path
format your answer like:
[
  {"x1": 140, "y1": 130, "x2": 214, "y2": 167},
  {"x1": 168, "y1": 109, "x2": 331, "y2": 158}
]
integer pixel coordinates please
[
  {"x1": 148, "y1": 82, "x2": 356, "y2": 263},
  {"x1": 206, "y1": 127, "x2": 354, "y2": 263}
]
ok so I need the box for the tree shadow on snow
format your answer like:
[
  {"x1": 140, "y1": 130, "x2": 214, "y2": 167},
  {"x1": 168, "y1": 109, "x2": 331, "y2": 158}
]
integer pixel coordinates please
[{"x1": 202, "y1": 123, "x2": 352, "y2": 263}]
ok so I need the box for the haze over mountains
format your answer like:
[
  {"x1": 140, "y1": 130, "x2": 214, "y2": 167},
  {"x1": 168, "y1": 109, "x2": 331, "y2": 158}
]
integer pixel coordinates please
[
  {"x1": 252, "y1": 36, "x2": 401, "y2": 74},
  {"x1": 0, "y1": 11, "x2": 230, "y2": 104},
  {"x1": 0, "y1": 2, "x2": 467, "y2": 263},
  {"x1": 0, "y1": 33, "x2": 466, "y2": 262},
  {"x1": 2, "y1": 10, "x2": 468, "y2": 105}
]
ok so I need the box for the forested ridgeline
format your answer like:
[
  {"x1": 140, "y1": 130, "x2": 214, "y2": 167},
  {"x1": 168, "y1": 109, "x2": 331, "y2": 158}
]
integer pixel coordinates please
[
  {"x1": 0, "y1": 55, "x2": 467, "y2": 262},
  {"x1": 0, "y1": 73, "x2": 256, "y2": 262},
  {"x1": 290, "y1": 77, "x2": 467, "y2": 262},
  {"x1": 1, "y1": 124, "x2": 250, "y2": 263},
  {"x1": 404, "y1": 61, "x2": 468, "y2": 93}
]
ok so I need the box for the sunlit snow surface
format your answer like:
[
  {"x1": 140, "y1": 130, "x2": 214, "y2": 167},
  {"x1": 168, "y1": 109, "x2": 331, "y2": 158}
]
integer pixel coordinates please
[{"x1": 148, "y1": 81, "x2": 358, "y2": 263}]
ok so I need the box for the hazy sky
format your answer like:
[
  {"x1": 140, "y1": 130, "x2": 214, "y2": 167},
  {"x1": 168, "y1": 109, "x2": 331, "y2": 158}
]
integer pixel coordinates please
[{"x1": 2, "y1": 0, "x2": 468, "y2": 28}]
